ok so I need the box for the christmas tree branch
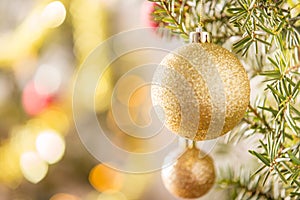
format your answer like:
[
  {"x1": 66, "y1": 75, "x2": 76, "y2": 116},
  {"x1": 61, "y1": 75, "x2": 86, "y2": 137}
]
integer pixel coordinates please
[
  {"x1": 158, "y1": 0, "x2": 189, "y2": 36},
  {"x1": 286, "y1": 64, "x2": 300, "y2": 75},
  {"x1": 218, "y1": 167, "x2": 280, "y2": 199},
  {"x1": 248, "y1": 104, "x2": 273, "y2": 132},
  {"x1": 149, "y1": 0, "x2": 300, "y2": 198},
  {"x1": 151, "y1": 0, "x2": 240, "y2": 43},
  {"x1": 219, "y1": 178, "x2": 274, "y2": 199}
]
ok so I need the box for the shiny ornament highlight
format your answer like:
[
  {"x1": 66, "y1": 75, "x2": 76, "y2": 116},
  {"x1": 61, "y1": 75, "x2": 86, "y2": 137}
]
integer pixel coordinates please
[{"x1": 151, "y1": 43, "x2": 250, "y2": 140}]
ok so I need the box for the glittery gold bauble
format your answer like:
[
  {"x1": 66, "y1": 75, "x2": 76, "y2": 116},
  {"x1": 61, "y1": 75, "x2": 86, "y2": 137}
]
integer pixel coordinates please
[
  {"x1": 151, "y1": 43, "x2": 250, "y2": 140},
  {"x1": 161, "y1": 147, "x2": 215, "y2": 199}
]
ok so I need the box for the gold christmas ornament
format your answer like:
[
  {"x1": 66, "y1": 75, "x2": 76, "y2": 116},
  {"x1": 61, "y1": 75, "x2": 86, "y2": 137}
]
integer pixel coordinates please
[
  {"x1": 161, "y1": 146, "x2": 215, "y2": 199},
  {"x1": 151, "y1": 30, "x2": 250, "y2": 140}
]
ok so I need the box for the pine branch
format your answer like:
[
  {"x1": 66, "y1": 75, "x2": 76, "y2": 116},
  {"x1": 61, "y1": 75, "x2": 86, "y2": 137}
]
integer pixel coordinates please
[
  {"x1": 149, "y1": 0, "x2": 300, "y2": 198},
  {"x1": 218, "y1": 167, "x2": 281, "y2": 199},
  {"x1": 248, "y1": 104, "x2": 273, "y2": 133},
  {"x1": 285, "y1": 64, "x2": 300, "y2": 75},
  {"x1": 229, "y1": 0, "x2": 300, "y2": 55},
  {"x1": 151, "y1": 0, "x2": 240, "y2": 43},
  {"x1": 159, "y1": 0, "x2": 189, "y2": 37}
]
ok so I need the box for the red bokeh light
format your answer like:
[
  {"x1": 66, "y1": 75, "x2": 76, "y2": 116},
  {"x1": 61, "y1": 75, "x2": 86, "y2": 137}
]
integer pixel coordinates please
[{"x1": 22, "y1": 81, "x2": 54, "y2": 116}]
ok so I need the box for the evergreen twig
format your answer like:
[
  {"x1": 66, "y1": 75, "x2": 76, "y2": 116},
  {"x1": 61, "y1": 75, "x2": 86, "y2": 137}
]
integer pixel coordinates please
[
  {"x1": 149, "y1": 0, "x2": 300, "y2": 199},
  {"x1": 248, "y1": 104, "x2": 273, "y2": 132}
]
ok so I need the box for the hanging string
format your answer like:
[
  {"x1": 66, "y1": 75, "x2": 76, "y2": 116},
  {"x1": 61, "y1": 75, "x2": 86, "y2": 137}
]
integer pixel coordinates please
[
  {"x1": 190, "y1": 0, "x2": 211, "y2": 43},
  {"x1": 184, "y1": 138, "x2": 198, "y2": 149},
  {"x1": 185, "y1": 138, "x2": 189, "y2": 148},
  {"x1": 192, "y1": 140, "x2": 197, "y2": 148},
  {"x1": 198, "y1": 0, "x2": 204, "y2": 28}
]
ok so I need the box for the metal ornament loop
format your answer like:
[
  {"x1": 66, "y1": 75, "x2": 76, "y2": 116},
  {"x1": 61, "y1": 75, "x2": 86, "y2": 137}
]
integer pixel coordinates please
[{"x1": 189, "y1": 27, "x2": 211, "y2": 43}]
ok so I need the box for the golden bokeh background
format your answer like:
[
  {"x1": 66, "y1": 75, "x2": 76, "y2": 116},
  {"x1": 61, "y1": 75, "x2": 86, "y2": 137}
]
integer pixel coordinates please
[
  {"x1": 0, "y1": 0, "x2": 261, "y2": 199},
  {"x1": 0, "y1": 0, "x2": 185, "y2": 199}
]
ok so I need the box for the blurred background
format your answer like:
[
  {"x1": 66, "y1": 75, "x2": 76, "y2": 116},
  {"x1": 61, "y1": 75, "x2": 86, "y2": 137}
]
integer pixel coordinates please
[{"x1": 0, "y1": 0, "x2": 256, "y2": 199}]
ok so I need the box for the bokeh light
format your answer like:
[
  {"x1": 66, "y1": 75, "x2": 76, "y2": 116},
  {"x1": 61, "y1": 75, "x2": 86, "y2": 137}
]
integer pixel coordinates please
[
  {"x1": 37, "y1": 107, "x2": 70, "y2": 134},
  {"x1": 22, "y1": 81, "x2": 53, "y2": 116},
  {"x1": 97, "y1": 191, "x2": 127, "y2": 200},
  {"x1": 20, "y1": 151, "x2": 48, "y2": 184},
  {"x1": 115, "y1": 75, "x2": 145, "y2": 106},
  {"x1": 141, "y1": 1, "x2": 159, "y2": 28},
  {"x1": 94, "y1": 69, "x2": 113, "y2": 113},
  {"x1": 128, "y1": 85, "x2": 152, "y2": 126},
  {"x1": 50, "y1": 193, "x2": 80, "y2": 200},
  {"x1": 0, "y1": 142, "x2": 22, "y2": 188},
  {"x1": 34, "y1": 64, "x2": 62, "y2": 96},
  {"x1": 0, "y1": 74, "x2": 13, "y2": 105},
  {"x1": 35, "y1": 129, "x2": 65, "y2": 164},
  {"x1": 70, "y1": 0, "x2": 107, "y2": 62},
  {"x1": 41, "y1": 1, "x2": 66, "y2": 28},
  {"x1": 0, "y1": 0, "x2": 223, "y2": 199},
  {"x1": 89, "y1": 164, "x2": 124, "y2": 193}
]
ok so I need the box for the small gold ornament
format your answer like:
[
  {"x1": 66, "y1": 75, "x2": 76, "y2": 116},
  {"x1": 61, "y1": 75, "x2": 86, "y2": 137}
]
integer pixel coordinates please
[
  {"x1": 151, "y1": 30, "x2": 250, "y2": 140},
  {"x1": 161, "y1": 146, "x2": 215, "y2": 199}
]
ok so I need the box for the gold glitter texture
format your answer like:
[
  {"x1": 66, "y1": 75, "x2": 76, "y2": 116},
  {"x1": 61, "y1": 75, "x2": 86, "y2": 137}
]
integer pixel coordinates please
[
  {"x1": 161, "y1": 147, "x2": 215, "y2": 199},
  {"x1": 151, "y1": 43, "x2": 250, "y2": 140}
]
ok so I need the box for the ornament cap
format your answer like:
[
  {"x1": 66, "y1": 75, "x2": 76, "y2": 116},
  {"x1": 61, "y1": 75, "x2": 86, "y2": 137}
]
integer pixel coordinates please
[{"x1": 189, "y1": 28, "x2": 211, "y2": 43}]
